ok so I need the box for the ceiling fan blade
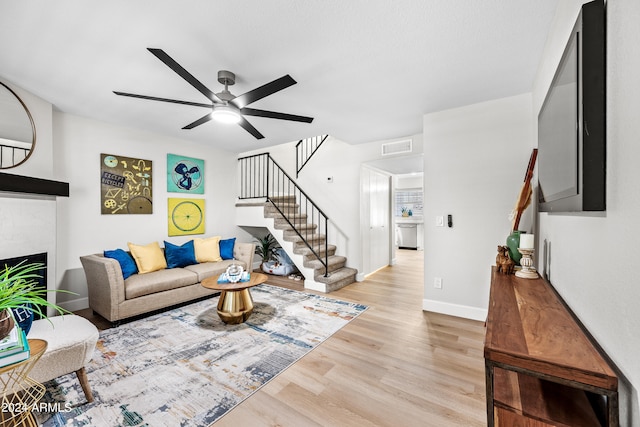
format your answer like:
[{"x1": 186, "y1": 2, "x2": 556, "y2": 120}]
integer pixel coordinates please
[
  {"x1": 147, "y1": 48, "x2": 222, "y2": 103},
  {"x1": 237, "y1": 117, "x2": 265, "y2": 139},
  {"x1": 182, "y1": 113, "x2": 213, "y2": 130},
  {"x1": 230, "y1": 75, "x2": 297, "y2": 109},
  {"x1": 241, "y1": 107, "x2": 314, "y2": 123},
  {"x1": 113, "y1": 91, "x2": 212, "y2": 108}
]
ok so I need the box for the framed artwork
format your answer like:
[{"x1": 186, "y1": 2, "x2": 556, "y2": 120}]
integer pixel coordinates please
[
  {"x1": 101, "y1": 154, "x2": 152, "y2": 214},
  {"x1": 167, "y1": 154, "x2": 204, "y2": 194},
  {"x1": 168, "y1": 198, "x2": 205, "y2": 236}
]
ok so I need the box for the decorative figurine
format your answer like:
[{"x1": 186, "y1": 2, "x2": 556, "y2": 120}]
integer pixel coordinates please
[{"x1": 496, "y1": 245, "x2": 515, "y2": 275}]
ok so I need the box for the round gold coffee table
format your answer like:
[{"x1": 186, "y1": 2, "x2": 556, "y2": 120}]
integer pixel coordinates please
[{"x1": 201, "y1": 272, "x2": 268, "y2": 324}]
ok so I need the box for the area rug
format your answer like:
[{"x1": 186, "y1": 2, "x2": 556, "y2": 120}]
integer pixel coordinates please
[{"x1": 37, "y1": 284, "x2": 367, "y2": 427}]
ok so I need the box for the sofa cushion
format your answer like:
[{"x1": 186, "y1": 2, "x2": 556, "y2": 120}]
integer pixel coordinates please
[
  {"x1": 124, "y1": 268, "x2": 198, "y2": 299},
  {"x1": 128, "y1": 241, "x2": 167, "y2": 274},
  {"x1": 219, "y1": 238, "x2": 236, "y2": 260},
  {"x1": 104, "y1": 248, "x2": 138, "y2": 279},
  {"x1": 164, "y1": 240, "x2": 197, "y2": 268},
  {"x1": 193, "y1": 236, "x2": 222, "y2": 263},
  {"x1": 184, "y1": 259, "x2": 246, "y2": 282}
]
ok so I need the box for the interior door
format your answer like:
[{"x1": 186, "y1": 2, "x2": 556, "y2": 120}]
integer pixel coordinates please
[{"x1": 362, "y1": 166, "x2": 391, "y2": 274}]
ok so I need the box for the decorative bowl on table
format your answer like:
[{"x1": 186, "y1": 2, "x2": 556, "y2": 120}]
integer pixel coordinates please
[{"x1": 225, "y1": 264, "x2": 244, "y2": 283}]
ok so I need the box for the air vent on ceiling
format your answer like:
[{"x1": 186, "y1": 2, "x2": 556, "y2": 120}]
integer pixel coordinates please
[{"x1": 381, "y1": 139, "x2": 412, "y2": 156}]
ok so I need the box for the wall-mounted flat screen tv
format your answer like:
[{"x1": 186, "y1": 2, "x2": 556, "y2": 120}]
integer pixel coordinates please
[{"x1": 537, "y1": 0, "x2": 605, "y2": 212}]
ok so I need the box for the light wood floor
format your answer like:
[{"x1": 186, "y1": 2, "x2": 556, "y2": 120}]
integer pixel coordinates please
[{"x1": 215, "y1": 250, "x2": 487, "y2": 427}]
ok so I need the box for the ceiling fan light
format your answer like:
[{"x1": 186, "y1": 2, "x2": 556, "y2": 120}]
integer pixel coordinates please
[{"x1": 211, "y1": 105, "x2": 241, "y2": 124}]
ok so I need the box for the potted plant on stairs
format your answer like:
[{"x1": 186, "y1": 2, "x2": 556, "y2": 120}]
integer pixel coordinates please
[{"x1": 0, "y1": 261, "x2": 73, "y2": 339}]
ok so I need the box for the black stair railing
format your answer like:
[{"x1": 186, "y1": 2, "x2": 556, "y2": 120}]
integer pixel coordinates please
[
  {"x1": 296, "y1": 134, "x2": 328, "y2": 177},
  {"x1": 238, "y1": 153, "x2": 329, "y2": 277},
  {"x1": 0, "y1": 143, "x2": 29, "y2": 168}
]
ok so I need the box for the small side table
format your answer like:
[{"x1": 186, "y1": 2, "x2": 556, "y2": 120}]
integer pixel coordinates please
[
  {"x1": 0, "y1": 339, "x2": 48, "y2": 427},
  {"x1": 201, "y1": 273, "x2": 268, "y2": 324}
]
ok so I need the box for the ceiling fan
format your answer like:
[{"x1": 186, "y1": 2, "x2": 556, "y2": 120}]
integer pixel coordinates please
[{"x1": 113, "y1": 48, "x2": 313, "y2": 140}]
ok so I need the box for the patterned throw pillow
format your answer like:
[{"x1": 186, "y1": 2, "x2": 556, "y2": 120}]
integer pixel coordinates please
[{"x1": 12, "y1": 305, "x2": 33, "y2": 334}]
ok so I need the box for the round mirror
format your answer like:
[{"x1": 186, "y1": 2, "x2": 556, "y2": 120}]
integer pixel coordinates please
[{"x1": 0, "y1": 82, "x2": 36, "y2": 169}]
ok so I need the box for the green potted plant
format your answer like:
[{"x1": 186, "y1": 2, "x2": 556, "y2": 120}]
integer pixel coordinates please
[
  {"x1": 0, "y1": 261, "x2": 73, "y2": 339},
  {"x1": 254, "y1": 233, "x2": 280, "y2": 264}
]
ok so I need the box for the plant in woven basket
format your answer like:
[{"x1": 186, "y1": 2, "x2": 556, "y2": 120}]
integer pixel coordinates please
[{"x1": 0, "y1": 261, "x2": 74, "y2": 339}]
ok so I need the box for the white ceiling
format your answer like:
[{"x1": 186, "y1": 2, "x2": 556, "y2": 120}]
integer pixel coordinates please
[{"x1": 0, "y1": 0, "x2": 558, "y2": 154}]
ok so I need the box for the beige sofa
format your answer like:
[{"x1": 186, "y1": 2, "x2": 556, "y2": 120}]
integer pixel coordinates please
[{"x1": 80, "y1": 242, "x2": 255, "y2": 326}]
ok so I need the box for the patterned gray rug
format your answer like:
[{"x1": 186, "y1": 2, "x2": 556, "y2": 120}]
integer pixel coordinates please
[{"x1": 38, "y1": 284, "x2": 367, "y2": 426}]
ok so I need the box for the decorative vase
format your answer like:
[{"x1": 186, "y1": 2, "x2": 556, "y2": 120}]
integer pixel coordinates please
[
  {"x1": 0, "y1": 309, "x2": 15, "y2": 340},
  {"x1": 506, "y1": 231, "x2": 525, "y2": 266}
]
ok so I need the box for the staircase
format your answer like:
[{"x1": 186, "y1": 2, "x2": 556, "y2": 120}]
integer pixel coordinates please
[{"x1": 236, "y1": 153, "x2": 357, "y2": 293}]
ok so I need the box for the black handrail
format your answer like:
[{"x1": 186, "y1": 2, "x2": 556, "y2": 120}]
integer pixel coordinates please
[
  {"x1": 296, "y1": 135, "x2": 328, "y2": 177},
  {"x1": 238, "y1": 153, "x2": 329, "y2": 277}
]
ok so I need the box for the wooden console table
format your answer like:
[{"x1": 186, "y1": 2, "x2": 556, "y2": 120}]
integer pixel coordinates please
[{"x1": 484, "y1": 267, "x2": 618, "y2": 426}]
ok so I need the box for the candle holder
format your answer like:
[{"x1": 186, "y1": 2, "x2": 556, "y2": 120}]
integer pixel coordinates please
[{"x1": 515, "y1": 248, "x2": 538, "y2": 279}]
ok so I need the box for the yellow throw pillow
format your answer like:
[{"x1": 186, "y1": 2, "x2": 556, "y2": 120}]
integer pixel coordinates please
[
  {"x1": 193, "y1": 236, "x2": 222, "y2": 263},
  {"x1": 127, "y1": 241, "x2": 167, "y2": 274}
]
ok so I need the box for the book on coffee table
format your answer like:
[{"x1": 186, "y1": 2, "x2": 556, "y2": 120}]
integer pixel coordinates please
[
  {"x1": 217, "y1": 271, "x2": 250, "y2": 284},
  {"x1": 0, "y1": 328, "x2": 30, "y2": 367},
  {"x1": 0, "y1": 325, "x2": 20, "y2": 351}
]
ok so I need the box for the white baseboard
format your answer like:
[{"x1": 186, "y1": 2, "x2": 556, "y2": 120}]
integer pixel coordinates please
[
  {"x1": 422, "y1": 299, "x2": 487, "y2": 322},
  {"x1": 56, "y1": 297, "x2": 89, "y2": 313}
]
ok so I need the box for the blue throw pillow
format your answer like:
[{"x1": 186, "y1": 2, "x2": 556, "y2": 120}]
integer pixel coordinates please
[
  {"x1": 219, "y1": 238, "x2": 236, "y2": 260},
  {"x1": 164, "y1": 240, "x2": 197, "y2": 268},
  {"x1": 104, "y1": 249, "x2": 138, "y2": 279},
  {"x1": 12, "y1": 305, "x2": 34, "y2": 335}
]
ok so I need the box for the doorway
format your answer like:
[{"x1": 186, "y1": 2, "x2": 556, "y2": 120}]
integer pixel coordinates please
[{"x1": 362, "y1": 154, "x2": 424, "y2": 274}]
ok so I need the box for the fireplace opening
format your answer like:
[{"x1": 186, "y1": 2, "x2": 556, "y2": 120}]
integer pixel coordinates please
[{"x1": 0, "y1": 252, "x2": 47, "y2": 320}]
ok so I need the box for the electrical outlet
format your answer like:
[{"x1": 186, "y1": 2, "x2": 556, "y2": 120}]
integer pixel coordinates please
[{"x1": 434, "y1": 277, "x2": 443, "y2": 289}]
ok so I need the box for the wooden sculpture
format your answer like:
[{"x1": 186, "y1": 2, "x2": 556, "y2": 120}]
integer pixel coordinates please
[{"x1": 496, "y1": 245, "x2": 515, "y2": 275}]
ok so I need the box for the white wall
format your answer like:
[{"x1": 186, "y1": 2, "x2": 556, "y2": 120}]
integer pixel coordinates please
[
  {"x1": 240, "y1": 134, "x2": 423, "y2": 276},
  {"x1": 396, "y1": 174, "x2": 423, "y2": 190},
  {"x1": 533, "y1": 0, "x2": 640, "y2": 423},
  {"x1": 51, "y1": 113, "x2": 251, "y2": 309},
  {"x1": 422, "y1": 93, "x2": 534, "y2": 320}
]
